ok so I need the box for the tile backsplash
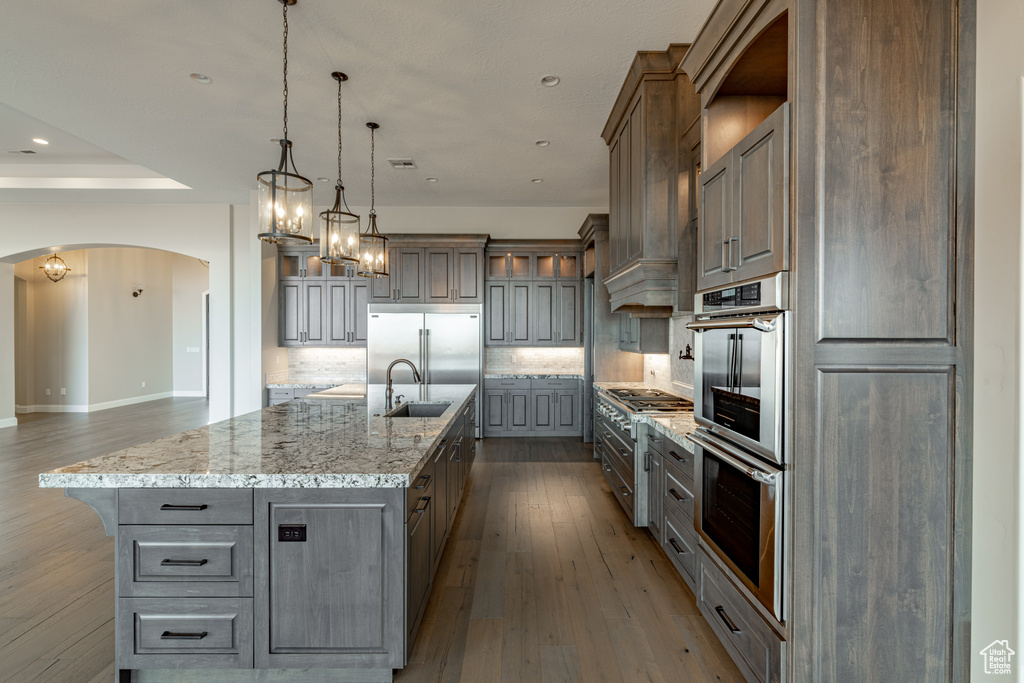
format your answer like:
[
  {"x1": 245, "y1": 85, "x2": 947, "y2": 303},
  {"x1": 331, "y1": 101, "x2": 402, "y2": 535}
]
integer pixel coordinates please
[
  {"x1": 287, "y1": 347, "x2": 367, "y2": 382},
  {"x1": 486, "y1": 347, "x2": 584, "y2": 376}
]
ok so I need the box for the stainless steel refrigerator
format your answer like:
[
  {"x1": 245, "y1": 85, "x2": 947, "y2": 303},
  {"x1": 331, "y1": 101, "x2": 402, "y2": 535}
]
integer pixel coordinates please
[{"x1": 367, "y1": 304, "x2": 483, "y2": 436}]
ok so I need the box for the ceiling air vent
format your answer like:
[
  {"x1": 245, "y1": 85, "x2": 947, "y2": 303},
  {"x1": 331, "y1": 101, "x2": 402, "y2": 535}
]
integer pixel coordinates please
[
  {"x1": 387, "y1": 158, "x2": 416, "y2": 169},
  {"x1": 5, "y1": 149, "x2": 37, "y2": 155}
]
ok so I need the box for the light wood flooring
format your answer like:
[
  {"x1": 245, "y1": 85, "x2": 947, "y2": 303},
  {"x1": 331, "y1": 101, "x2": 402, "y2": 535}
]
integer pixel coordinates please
[{"x1": 0, "y1": 404, "x2": 742, "y2": 683}]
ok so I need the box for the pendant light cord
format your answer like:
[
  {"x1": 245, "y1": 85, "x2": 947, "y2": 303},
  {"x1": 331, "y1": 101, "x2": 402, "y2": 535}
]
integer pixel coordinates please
[
  {"x1": 342, "y1": 78, "x2": 350, "y2": 184},
  {"x1": 282, "y1": 1, "x2": 289, "y2": 142},
  {"x1": 370, "y1": 126, "x2": 376, "y2": 215}
]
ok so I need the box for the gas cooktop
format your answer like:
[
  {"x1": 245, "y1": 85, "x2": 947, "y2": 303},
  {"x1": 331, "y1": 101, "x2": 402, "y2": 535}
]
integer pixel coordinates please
[{"x1": 604, "y1": 388, "x2": 694, "y2": 413}]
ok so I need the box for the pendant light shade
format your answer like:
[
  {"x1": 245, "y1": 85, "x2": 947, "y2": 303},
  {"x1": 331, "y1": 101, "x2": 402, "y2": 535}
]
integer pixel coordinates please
[
  {"x1": 257, "y1": 0, "x2": 313, "y2": 245},
  {"x1": 319, "y1": 72, "x2": 360, "y2": 266},
  {"x1": 40, "y1": 254, "x2": 69, "y2": 283},
  {"x1": 358, "y1": 122, "x2": 389, "y2": 278}
]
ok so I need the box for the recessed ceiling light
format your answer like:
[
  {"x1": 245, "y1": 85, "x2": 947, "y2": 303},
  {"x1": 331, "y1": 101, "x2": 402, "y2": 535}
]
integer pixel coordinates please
[
  {"x1": 540, "y1": 75, "x2": 560, "y2": 87},
  {"x1": 426, "y1": 177, "x2": 438, "y2": 183},
  {"x1": 535, "y1": 140, "x2": 550, "y2": 147},
  {"x1": 32, "y1": 138, "x2": 49, "y2": 145},
  {"x1": 190, "y1": 73, "x2": 212, "y2": 84},
  {"x1": 316, "y1": 177, "x2": 331, "y2": 183},
  {"x1": 531, "y1": 178, "x2": 544, "y2": 184}
]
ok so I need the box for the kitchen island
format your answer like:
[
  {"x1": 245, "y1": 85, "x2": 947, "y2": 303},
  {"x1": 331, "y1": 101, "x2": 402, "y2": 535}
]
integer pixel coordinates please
[{"x1": 39, "y1": 383, "x2": 477, "y2": 683}]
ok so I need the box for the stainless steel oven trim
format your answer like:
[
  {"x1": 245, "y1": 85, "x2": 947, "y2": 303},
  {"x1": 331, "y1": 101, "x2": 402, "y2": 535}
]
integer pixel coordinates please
[
  {"x1": 688, "y1": 431, "x2": 784, "y2": 621},
  {"x1": 691, "y1": 311, "x2": 786, "y2": 465}
]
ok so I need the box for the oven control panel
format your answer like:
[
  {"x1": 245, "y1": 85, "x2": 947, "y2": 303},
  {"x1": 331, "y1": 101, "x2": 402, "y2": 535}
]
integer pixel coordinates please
[{"x1": 696, "y1": 272, "x2": 788, "y2": 315}]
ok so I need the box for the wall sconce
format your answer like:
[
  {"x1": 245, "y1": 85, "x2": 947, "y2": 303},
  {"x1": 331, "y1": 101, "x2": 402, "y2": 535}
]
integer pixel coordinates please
[{"x1": 132, "y1": 287, "x2": 144, "y2": 298}]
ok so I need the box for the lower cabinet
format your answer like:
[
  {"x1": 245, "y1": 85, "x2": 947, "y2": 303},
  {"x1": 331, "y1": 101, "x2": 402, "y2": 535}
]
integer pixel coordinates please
[
  {"x1": 483, "y1": 378, "x2": 582, "y2": 436},
  {"x1": 111, "y1": 394, "x2": 478, "y2": 679}
]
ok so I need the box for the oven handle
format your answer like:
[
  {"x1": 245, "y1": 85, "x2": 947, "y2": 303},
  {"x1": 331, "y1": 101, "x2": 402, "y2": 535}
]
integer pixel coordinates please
[
  {"x1": 687, "y1": 315, "x2": 778, "y2": 333},
  {"x1": 685, "y1": 432, "x2": 781, "y2": 485}
]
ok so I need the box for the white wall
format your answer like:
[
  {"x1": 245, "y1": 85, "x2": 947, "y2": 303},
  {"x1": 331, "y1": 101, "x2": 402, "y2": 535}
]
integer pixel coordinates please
[
  {"x1": 172, "y1": 255, "x2": 209, "y2": 395},
  {"x1": 13, "y1": 274, "x2": 33, "y2": 409},
  {"x1": 87, "y1": 248, "x2": 173, "y2": 406},
  {"x1": 0, "y1": 264, "x2": 14, "y2": 429},
  {"x1": 0, "y1": 202, "x2": 261, "y2": 426},
  {"x1": 974, "y1": 1, "x2": 1023, "y2": 677},
  {"x1": 14, "y1": 251, "x2": 90, "y2": 410}
]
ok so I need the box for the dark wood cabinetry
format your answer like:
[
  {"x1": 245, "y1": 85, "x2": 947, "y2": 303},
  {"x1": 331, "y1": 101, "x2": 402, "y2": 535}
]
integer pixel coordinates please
[
  {"x1": 602, "y1": 45, "x2": 701, "y2": 314},
  {"x1": 677, "y1": 0, "x2": 975, "y2": 679},
  {"x1": 278, "y1": 248, "x2": 365, "y2": 347}
]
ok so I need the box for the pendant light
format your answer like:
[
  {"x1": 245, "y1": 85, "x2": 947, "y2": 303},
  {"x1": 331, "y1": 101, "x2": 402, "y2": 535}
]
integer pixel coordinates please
[
  {"x1": 40, "y1": 254, "x2": 69, "y2": 283},
  {"x1": 358, "y1": 122, "x2": 389, "y2": 278},
  {"x1": 256, "y1": 0, "x2": 313, "y2": 245},
  {"x1": 319, "y1": 72, "x2": 360, "y2": 267}
]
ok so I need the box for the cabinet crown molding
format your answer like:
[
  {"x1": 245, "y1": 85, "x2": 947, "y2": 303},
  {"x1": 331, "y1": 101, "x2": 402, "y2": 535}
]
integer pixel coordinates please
[{"x1": 602, "y1": 43, "x2": 692, "y2": 144}]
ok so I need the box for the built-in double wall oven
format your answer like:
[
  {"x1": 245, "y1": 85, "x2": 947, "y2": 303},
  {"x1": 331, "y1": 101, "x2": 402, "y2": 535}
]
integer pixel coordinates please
[{"x1": 686, "y1": 273, "x2": 788, "y2": 622}]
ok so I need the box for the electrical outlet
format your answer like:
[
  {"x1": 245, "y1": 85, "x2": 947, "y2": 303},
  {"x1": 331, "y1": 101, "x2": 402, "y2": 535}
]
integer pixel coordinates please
[
  {"x1": 45, "y1": 388, "x2": 50, "y2": 396},
  {"x1": 141, "y1": 381, "x2": 146, "y2": 388},
  {"x1": 60, "y1": 388, "x2": 66, "y2": 395},
  {"x1": 276, "y1": 354, "x2": 280, "y2": 365}
]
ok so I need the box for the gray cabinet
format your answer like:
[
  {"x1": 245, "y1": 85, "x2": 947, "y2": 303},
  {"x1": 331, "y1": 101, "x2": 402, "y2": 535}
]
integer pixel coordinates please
[
  {"x1": 485, "y1": 281, "x2": 531, "y2": 346},
  {"x1": 484, "y1": 378, "x2": 581, "y2": 437},
  {"x1": 370, "y1": 241, "x2": 484, "y2": 304},
  {"x1": 698, "y1": 103, "x2": 789, "y2": 291},
  {"x1": 278, "y1": 247, "x2": 365, "y2": 347},
  {"x1": 602, "y1": 45, "x2": 701, "y2": 311},
  {"x1": 327, "y1": 280, "x2": 368, "y2": 346},
  {"x1": 487, "y1": 279, "x2": 580, "y2": 348}
]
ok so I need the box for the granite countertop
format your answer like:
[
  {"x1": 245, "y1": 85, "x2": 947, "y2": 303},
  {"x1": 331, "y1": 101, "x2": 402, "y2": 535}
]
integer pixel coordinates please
[
  {"x1": 39, "y1": 384, "x2": 475, "y2": 490},
  {"x1": 484, "y1": 374, "x2": 583, "y2": 379},
  {"x1": 267, "y1": 380, "x2": 363, "y2": 389},
  {"x1": 648, "y1": 413, "x2": 699, "y2": 453}
]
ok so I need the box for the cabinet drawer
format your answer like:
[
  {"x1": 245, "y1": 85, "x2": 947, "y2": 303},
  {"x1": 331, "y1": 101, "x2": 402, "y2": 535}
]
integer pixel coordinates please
[
  {"x1": 530, "y1": 378, "x2": 580, "y2": 390},
  {"x1": 663, "y1": 436, "x2": 695, "y2": 482},
  {"x1": 601, "y1": 453, "x2": 634, "y2": 522},
  {"x1": 664, "y1": 468, "x2": 695, "y2": 525},
  {"x1": 645, "y1": 425, "x2": 665, "y2": 456},
  {"x1": 119, "y1": 489, "x2": 253, "y2": 525},
  {"x1": 268, "y1": 388, "x2": 294, "y2": 400},
  {"x1": 698, "y1": 549, "x2": 785, "y2": 683},
  {"x1": 116, "y1": 597, "x2": 253, "y2": 670},
  {"x1": 663, "y1": 514, "x2": 698, "y2": 589},
  {"x1": 407, "y1": 458, "x2": 436, "y2": 516},
  {"x1": 118, "y1": 526, "x2": 253, "y2": 598},
  {"x1": 483, "y1": 378, "x2": 532, "y2": 390},
  {"x1": 599, "y1": 431, "x2": 634, "y2": 483}
]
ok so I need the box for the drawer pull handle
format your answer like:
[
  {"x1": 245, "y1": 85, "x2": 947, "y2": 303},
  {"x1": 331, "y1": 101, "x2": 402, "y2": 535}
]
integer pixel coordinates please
[
  {"x1": 715, "y1": 606, "x2": 742, "y2": 634},
  {"x1": 414, "y1": 474, "x2": 431, "y2": 489},
  {"x1": 618, "y1": 485, "x2": 630, "y2": 497},
  {"x1": 603, "y1": 464, "x2": 613, "y2": 472},
  {"x1": 161, "y1": 631, "x2": 209, "y2": 640},
  {"x1": 160, "y1": 504, "x2": 208, "y2": 512},
  {"x1": 668, "y1": 538, "x2": 687, "y2": 555},
  {"x1": 160, "y1": 559, "x2": 208, "y2": 567},
  {"x1": 669, "y1": 488, "x2": 687, "y2": 502},
  {"x1": 415, "y1": 497, "x2": 430, "y2": 514},
  {"x1": 669, "y1": 450, "x2": 686, "y2": 463}
]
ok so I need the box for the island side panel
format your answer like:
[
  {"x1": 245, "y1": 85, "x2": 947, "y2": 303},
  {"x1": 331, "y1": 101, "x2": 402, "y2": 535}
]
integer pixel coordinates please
[{"x1": 253, "y1": 488, "x2": 405, "y2": 672}]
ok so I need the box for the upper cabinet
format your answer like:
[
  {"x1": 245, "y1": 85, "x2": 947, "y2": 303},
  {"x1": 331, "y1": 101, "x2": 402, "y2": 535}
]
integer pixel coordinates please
[
  {"x1": 366, "y1": 235, "x2": 487, "y2": 305},
  {"x1": 602, "y1": 45, "x2": 702, "y2": 315},
  {"x1": 682, "y1": 10, "x2": 790, "y2": 293}
]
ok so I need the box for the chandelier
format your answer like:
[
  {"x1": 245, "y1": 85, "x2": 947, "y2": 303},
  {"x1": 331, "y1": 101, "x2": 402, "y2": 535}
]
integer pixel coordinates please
[
  {"x1": 358, "y1": 122, "x2": 388, "y2": 278},
  {"x1": 319, "y1": 72, "x2": 360, "y2": 266},
  {"x1": 40, "y1": 254, "x2": 69, "y2": 283}
]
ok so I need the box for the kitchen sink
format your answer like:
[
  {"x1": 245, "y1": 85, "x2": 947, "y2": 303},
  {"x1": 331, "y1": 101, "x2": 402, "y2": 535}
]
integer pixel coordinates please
[{"x1": 385, "y1": 402, "x2": 451, "y2": 418}]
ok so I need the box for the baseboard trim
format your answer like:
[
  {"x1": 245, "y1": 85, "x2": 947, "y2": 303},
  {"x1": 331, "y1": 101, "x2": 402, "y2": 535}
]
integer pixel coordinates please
[
  {"x1": 173, "y1": 390, "x2": 207, "y2": 398},
  {"x1": 0, "y1": 417, "x2": 17, "y2": 430},
  {"x1": 16, "y1": 391, "x2": 180, "y2": 414}
]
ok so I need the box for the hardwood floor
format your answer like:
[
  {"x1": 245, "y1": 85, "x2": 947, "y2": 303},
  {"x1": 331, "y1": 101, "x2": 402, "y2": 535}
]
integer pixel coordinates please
[
  {"x1": 0, "y1": 406, "x2": 742, "y2": 683},
  {"x1": 0, "y1": 399, "x2": 210, "y2": 683},
  {"x1": 396, "y1": 437, "x2": 743, "y2": 683}
]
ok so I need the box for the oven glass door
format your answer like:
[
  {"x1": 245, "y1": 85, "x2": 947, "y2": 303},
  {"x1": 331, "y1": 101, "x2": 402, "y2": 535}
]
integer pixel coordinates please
[
  {"x1": 688, "y1": 312, "x2": 784, "y2": 464},
  {"x1": 689, "y1": 430, "x2": 783, "y2": 620}
]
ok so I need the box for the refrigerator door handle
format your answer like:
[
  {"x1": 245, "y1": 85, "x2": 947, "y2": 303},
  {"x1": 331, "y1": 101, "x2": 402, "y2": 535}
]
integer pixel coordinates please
[{"x1": 423, "y1": 328, "x2": 429, "y2": 383}]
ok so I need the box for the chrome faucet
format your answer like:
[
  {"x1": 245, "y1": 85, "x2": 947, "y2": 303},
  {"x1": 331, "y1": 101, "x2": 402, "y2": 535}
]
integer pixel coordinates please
[{"x1": 385, "y1": 358, "x2": 422, "y2": 410}]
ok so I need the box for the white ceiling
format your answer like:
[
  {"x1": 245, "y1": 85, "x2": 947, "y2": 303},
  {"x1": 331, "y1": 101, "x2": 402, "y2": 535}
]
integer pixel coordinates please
[{"x1": 0, "y1": 0, "x2": 714, "y2": 207}]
